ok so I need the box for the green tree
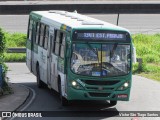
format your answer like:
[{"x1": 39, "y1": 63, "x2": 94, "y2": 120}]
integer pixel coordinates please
[
  {"x1": 0, "y1": 28, "x2": 7, "y2": 88},
  {"x1": 0, "y1": 28, "x2": 6, "y2": 64}
]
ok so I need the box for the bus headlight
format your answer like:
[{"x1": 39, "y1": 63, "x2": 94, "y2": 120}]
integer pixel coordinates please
[
  {"x1": 118, "y1": 81, "x2": 129, "y2": 90},
  {"x1": 124, "y1": 82, "x2": 129, "y2": 88},
  {"x1": 72, "y1": 81, "x2": 77, "y2": 86},
  {"x1": 71, "y1": 80, "x2": 84, "y2": 90}
]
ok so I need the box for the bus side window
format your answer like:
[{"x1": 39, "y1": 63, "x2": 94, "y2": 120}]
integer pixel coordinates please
[
  {"x1": 35, "y1": 22, "x2": 40, "y2": 45},
  {"x1": 60, "y1": 33, "x2": 66, "y2": 58},
  {"x1": 44, "y1": 26, "x2": 49, "y2": 49},
  {"x1": 28, "y1": 19, "x2": 33, "y2": 40},
  {"x1": 59, "y1": 32, "x2": 63, "y2": 56},
  {"x1": 39, "y1": 23, "x2": 45, "y2": 47},
  {"x1": 52, "y1": 30, "x2": 57, "y2": 53},
  {"x1": 55, "y1": 31, "x2": 61, "y2": 55}
]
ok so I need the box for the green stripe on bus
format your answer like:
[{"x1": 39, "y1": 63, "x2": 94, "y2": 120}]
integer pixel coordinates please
[{"x1": 30, "y1": 12, "x2": 42, "y2": 21}]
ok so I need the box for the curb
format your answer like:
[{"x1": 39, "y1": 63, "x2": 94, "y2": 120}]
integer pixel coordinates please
[{"x1": 0, "y1": 83, "x2": 30, "y2": 120}]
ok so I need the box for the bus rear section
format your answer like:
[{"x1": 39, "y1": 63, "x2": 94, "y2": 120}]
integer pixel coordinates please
[{"x1": 65, "y1": 30, "x2": 132, "y2": 105}]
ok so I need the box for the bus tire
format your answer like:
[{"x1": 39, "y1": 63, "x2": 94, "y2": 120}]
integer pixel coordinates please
[
  {"x1": 110, "y1": 100, "x2": 117, "y2": 106},
  {"x1": 58, "y1": 80, "x2": 69, "y2": 106},
  {"x1": 36, "y1": 65, "x2": 43, "y2": 88}
]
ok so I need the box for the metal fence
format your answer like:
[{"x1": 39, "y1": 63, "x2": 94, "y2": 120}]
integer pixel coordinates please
[{"x1": 7, "y1": 48, "x2": 26, "y2": 53}]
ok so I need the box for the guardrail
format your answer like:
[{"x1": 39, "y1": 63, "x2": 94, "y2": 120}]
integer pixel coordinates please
[
  {"x1": 7, "y1": 48, "x2": 26, "y2": 53},
  {"x1": 1, "y1": 3, "x2": 160, "y2": 14}
]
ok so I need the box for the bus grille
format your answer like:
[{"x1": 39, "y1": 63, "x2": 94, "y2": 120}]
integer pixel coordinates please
[
  {"x1": 89, "y1": 92, "x2": 110, "y2": 97},
  {"x1": 83, "y1": 80, "x2": 119, "y2": 86},
  {"x1": 86, "y1": 87, "x2": 114, "y2": 90}
]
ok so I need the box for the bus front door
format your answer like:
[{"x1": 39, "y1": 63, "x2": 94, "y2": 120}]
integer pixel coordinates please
[
  {"x1": 47, "y1": 30, "x2": 54, "y2": 87},
  {"x1": 31, "y1": 21, "x2": 36, "y2": 73}
]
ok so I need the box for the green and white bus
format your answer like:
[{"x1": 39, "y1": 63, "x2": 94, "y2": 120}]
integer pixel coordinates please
[{"x1": 26, "y1": 10, "x2": 132, "y2": 106}]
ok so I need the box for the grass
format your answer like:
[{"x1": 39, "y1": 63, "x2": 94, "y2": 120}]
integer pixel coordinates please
[
  {"x1": 5, "y1": 32, "x2": 26, "y2": 48},
  {"x1": 132, "y1": 34, "x2": 160, "y2": 81},
  {"x1": 132, "y1": 34, "x2": 160, "y2": 63},
  {"x1": 4, "y1": 53, "x2": 26, "y2": 62},
  {"x1": 140, "y1": 73, "x2": 160, "y2": 82},
  {"x1": 4, "y1": 32, "x2": 26, "y2": 62},
  {"x1": 133, "y1": 63, "x2": 160, "y2": 81}
]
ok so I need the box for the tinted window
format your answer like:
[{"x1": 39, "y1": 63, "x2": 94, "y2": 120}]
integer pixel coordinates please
[
  {"x1": 44, "y1": 26, "x2": 49, "y2": 49},
  {"x1": 35, "y1": 22, "x2": 40, "y2": 44},
  {"x1": 55, "y1": 31, "x2": 61, "y2": 55},
  {"x1": 28, "y1": 19, "x2": 33, "y2": 40},
  {"x1": 39, "y1": 24, "x2": 45, "y2": 47},
  {"x1": 52, "y1": 30, "x2": 57, "y2": 53},
  {"x1": 60, "y1": 33, "x2": 66, "y2": 58}
]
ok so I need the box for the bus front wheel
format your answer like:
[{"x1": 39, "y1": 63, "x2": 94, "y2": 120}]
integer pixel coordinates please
[
  {"x1": 110, "y1": 100, "x2": 117, "y2": 106},
  {"x1": 58, "y1": 80, "x2": 69, "y2": 106}
]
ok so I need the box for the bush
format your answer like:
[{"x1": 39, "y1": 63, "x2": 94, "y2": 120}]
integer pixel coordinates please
[
  {"x1": 0, "y1": 28, "x2": 6, "y2": 54},
  {"x1": 0, "y1": 28, "x2": 6, "y2": 64},
  {"x1": 5, "y1": 32, "x2": 26, "y2": 48},
  {"x1": 132, "y1": 61, "x2": 147, "y2": 73},
  {"x1": 143, "y1": 54, "x2": 160, "y2": 63},
  {"x1": 2, "y1": 31, "x2": 27, "y2": 62},
  {"x1": 4, "y1": 53, "x2": 26, "y2": 62},
  {"x1": 132, "y1": 34, "x2": 160, "y2": 64},
  {"x1": 132, "y1": 63, "x2": 139, "y2": 73},
  {"x1": 0, "y1": 27, "x2": 6, "y2": 66},
  {"x1": 0, "y1": 28, "x2": 8, "y2": 89}
]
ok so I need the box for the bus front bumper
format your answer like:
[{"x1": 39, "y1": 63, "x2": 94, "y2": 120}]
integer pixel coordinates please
[{"x1": 67, "y1": 87, "x2": 130, "y2": 101}]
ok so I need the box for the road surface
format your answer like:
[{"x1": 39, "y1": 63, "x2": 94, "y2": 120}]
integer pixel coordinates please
[
  {"x1": 5, "y1": 63, "x2": 160, "y2": 120},
  {"x1": 0, "y1": 14, "x2": 160, "y2": 34}
]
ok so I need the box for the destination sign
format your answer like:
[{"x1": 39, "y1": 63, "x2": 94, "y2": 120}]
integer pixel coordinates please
[{"x1": 76, "y1": 33, "x2": 126, "y2": 40}]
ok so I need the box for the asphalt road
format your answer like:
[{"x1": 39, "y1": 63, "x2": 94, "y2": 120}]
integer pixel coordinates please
[
  {"x1": 0, "y1": 14, "x2": 160, "y2": 34},
  {"x1": 6, "y1": 63, "x2": 160, "y2": 120}
]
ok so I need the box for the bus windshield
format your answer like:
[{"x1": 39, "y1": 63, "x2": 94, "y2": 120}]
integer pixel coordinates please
[{"x1": 71, "y1": 43, "x2": 131, "y2": 77}]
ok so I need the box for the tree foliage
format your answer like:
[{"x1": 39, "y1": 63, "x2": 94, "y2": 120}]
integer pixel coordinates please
[
  {"x1": 0, "y1": 28, "x2": 6, "y2": 65},
  {"x1": 0, "y1": 28, "x2": 7, "y2": 88}
]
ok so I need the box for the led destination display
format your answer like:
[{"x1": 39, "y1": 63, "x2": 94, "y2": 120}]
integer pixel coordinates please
[{"x1": 76, "y1": 32, "x2": 126, "y2": 41}]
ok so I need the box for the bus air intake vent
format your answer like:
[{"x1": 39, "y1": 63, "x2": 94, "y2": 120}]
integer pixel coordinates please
[
  {"x1": 83, "y1": 80, "x2": 119, "y2": 86},
  {"x1": 49, "y1": 10, "x2": 67, "y2": 15},
  {"x1": 77, "y1": 18, "x2": 84, "y2": 21},
  {"x1": 71, "y1": 16, "x2": 78, "y2": 19},
  {"x1": 89, "y1": 92, "x2": 110, "y2": 97},
  {"x1": 82, "y1": 21, "x2": 104, "y2": 25},
  {"x1": 65, "y1": 14, "x2": 72, "y2": 17}
]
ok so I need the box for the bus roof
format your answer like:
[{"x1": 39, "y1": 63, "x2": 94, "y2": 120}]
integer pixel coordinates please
[{"x1": 31, "y1": 11, "x2": 129, "y2": 32}]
